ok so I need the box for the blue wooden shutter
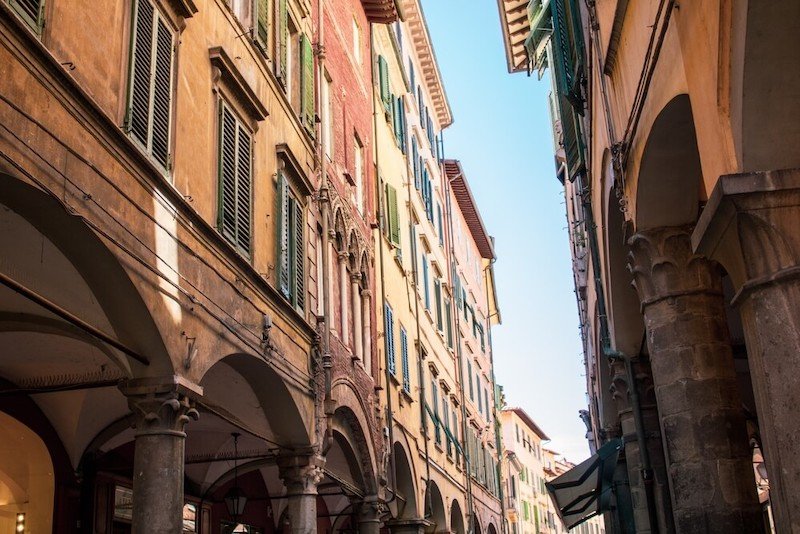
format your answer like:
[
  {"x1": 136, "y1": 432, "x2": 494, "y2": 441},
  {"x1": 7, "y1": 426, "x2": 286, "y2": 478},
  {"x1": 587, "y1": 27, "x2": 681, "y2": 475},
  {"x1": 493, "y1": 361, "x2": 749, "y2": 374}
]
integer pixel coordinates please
[
  {"x1": 412, "y1": 138, "x2": 420, "y2": 189},
  {"x1": 384, "y1": 304, "x2": 395, "y2": 375}
]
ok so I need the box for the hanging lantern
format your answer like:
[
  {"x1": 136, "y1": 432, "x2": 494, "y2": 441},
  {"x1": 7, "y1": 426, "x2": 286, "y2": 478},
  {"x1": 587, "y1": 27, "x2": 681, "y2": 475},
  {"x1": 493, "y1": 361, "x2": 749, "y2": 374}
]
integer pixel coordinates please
[{"x1": 224, "y1": 433, "x2": 248, "y2": 519}]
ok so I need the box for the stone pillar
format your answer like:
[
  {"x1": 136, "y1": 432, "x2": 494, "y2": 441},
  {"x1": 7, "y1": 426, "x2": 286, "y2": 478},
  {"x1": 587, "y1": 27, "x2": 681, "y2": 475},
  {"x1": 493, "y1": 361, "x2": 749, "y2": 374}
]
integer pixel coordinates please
[
  {"x1": 362, "y1": 289, "x2": 372, "y2": 376},
  {"x1": 352, "y1": 273, "x2": 363, "y2": 360},
  {"x1": 356, "y1": 496, "x2": 383, "y2": 534},
  {"x1": 338, "y1": 251, "x2": 349, "y2": 343},
  {"x1": 121, "y1": 377, "x2": 199, "y2": 534},
  {"x1": 628, "y1": 226, "x2": 762, "y2": 532},
  {"x1": 278, "y1": 453, "x2": 324, "y2": 534},
  {"x1": 692, "y1": 169, "x2": 800, "y2": 531}
]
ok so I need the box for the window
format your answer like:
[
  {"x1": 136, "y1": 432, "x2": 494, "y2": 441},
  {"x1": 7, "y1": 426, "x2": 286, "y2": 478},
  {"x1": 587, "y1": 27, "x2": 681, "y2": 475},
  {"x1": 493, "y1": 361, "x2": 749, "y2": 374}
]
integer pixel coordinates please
[
  {"x1": 352, "y1": 17, "x2": 362, "y2": 64},
  {"x1": 412, "y1": 138, "x2": 420, "y2": 189},
  {"x1": 476, "y1": 374, "x2": 483, "y2": 413},
  {"x1": 255, "y1": 0, "x2": 269, "y2": 51},
  {"x1": 485, "y1": 388, "x2": 490, "y2": 418},
  {"x1": 409, "y1": 61, "x2": 416, "y2": 97},
  {"x1": 377, "y1": 56, "x2": 390, "y2": 112},
  {"x1": 278, "y1": 0, "x2": 289, "y2": 85},
  {"x1": 444, "y1": 297, "x2": 453, "y2": 348},
  {"x1": 434, "y1": 279, "x2": 443, "y2": 331},
  {"x1": 354, "y1": 137, "x2": 364, "y2": 214},
  {"x1": 300, "y1": 34, "x2": 315, "y2": 133},
  {"x1": 322, "y1": 71, "x2": 333, "y2": 158},
  {"x1": 228, "y1": 0, "x2": 252, "y2": 28},
  {"x1": 277, "y1": 171, "x2": 305, "y2": 311},
  {"x1": 217, "y1": 102, "x2": 252, "y2": 256},
  {"x1": 384, "y1": 183, "x2": 401, "y2": 247},
  {"x1": 400, "y1": 327, "x2": 410, "y2": 392},
  {"x1": 467, "y1": 360, "x2": 474, "y2": 399},
  {"x1": 127, "y1": 0, "x2": 175, "y2": 171},
  {"x1": 444, "y1": 392, "x2": 452, "y2": 456},
  {"x1": 422, "y1": 255, "x2": 430, "y2": 310},
  {"x1": 384, "y1": 303, "x2": 396, "y2": 375},
  {"x1": 437, "y1": 203, "x2": 444, "y2": 246},
  {"x1": 431, "y1": 376, "x2": 441, "y2": 445},
  {"x1": 182, "y1": 503, "x2": 197, "y2": 532},
  {"x1": 9, "y1": 0, "x2": 44, "y2": 31}
]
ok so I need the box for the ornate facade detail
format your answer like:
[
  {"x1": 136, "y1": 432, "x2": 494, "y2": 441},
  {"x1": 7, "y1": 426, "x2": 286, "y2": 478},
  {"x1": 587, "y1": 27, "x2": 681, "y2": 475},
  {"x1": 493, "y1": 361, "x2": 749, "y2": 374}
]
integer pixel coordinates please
[
  {"x1": 123, "y1": 383, "x2": 199, "y2": 438},
  {"x1": 277, "y1": 453, "x2": 326, "y2": 496},
  {"x1": 628, "y1": 226, "x2": 723, "y2": 308}
]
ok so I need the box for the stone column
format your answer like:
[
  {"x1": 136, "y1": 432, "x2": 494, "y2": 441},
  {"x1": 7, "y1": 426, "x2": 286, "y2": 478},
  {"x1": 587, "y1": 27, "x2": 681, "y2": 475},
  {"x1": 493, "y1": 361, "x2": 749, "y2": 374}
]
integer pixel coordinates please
[
  {"x1": 361, "y1": 289, "x2": 373, "y2": 376},
  {"x1": 278, "y1": 453, "x2": 324, "y2": 534},
  {"x1": 352, "y1": 272, "x2": 363, "y2": 360},
  {"x1": 356, "y1": 496, "x2": 383, "y2": 534},
  {"x1": 628, "y1": 226, "x2": 762, "y2": 532},
  {"x1": 692, "y1": 169, "x2": 800, "y2": 531},
  {"x1": 338, "y1": 251, "x2": 349, "y2": 343},
  {"x1": 121, "y1": 377, "x2": 199, "y2": 534}
]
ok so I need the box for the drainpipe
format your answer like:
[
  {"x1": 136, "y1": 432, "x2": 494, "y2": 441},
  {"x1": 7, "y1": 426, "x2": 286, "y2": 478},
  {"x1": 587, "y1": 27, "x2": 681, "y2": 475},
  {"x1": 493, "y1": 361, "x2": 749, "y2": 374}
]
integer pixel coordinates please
[
  {"x1": 370, "y1": 23, "x2": 399, "y2": 507},
  {"x1": 316, "y1": 0, "x2": 335, "y2": 456},
  {"x1": 579, "y1": 179, "x2": 657, "y2": 533},
  {"x1": 442, "y1": 154, "x2": 476, "y2": 534}
]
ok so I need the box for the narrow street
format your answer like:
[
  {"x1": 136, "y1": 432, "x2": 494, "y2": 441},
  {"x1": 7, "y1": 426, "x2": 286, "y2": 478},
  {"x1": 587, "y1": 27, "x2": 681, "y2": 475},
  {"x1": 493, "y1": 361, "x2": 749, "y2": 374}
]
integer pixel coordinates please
[{"x1": 0, "y1": 0, "x2": 796, "y2": 533}]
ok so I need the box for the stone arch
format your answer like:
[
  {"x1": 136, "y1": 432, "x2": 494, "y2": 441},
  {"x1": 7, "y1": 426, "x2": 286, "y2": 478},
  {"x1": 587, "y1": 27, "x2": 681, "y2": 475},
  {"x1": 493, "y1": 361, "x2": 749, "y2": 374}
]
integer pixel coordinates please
[
  {"x1": 347, "y1": 231, "x2": 360, "y2": 271},
  {"x1": 731, "y1": 0, "x2": 800, "y2": 172},
  {"x1": 334, "y1": 208, "x2": 347, "y2": 252},
  {"x1": 326, "y1": 381, "x2": 379, "y2": 495},
  {"x1": 450, "y1": 499, "x2": 466, "y2": 534},
  {"x1": 633, "y1": 94, "x2": 703, "y2": 231},
  {"x1": 0, "y1": 173, "x2": 173, "y2": 376},
  {"x1": 472, "y1": 513, "x2": 483, "y2": 534},
  {"x1": 487, "y1": 521, "x2": 499, "y2": 534},
  {"x1": 359, "y1": 252, "x2": 370, "y2": 285}
]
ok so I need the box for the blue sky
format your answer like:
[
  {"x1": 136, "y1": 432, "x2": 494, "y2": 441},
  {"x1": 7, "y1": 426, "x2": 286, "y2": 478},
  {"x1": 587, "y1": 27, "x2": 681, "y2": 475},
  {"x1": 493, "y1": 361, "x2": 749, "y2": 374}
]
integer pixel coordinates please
[{"x1": 421, "y1": 0, "x2": 590, "y2": 462}]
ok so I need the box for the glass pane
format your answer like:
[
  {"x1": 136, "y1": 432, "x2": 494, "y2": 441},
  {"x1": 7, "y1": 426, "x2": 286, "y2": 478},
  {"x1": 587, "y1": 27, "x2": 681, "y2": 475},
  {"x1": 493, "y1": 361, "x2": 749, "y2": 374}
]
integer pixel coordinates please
[{"x1": 114, "y1": 486, "x2": 134, "y2": 521}]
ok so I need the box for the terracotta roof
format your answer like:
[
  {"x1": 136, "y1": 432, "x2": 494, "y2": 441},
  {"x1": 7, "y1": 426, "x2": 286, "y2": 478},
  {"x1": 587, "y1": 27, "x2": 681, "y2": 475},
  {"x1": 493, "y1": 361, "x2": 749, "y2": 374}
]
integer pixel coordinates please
[
  {"x1": 503, "y1": 407, "x2": 550, "y2": 441},
  {"x1": 444, "y1": 160, "x2": 495, "y2": 260},
  {"x1": 361, "y1": 0, "x2": 398, "y2": 23},
  {"x1": 496, "y1": 0, "x2": 531, "y2": 73}
]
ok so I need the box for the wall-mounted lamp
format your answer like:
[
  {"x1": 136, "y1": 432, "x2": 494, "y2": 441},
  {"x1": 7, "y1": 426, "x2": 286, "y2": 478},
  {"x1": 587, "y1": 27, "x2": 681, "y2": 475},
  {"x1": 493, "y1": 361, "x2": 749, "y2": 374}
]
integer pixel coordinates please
[{"x1": 16, "y1": 513, "x2": 25, "y2": 532}]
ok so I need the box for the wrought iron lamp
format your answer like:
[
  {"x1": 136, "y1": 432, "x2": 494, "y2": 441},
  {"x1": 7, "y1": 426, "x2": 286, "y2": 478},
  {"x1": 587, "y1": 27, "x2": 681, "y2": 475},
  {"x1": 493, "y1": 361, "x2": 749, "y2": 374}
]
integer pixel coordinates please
[{"x1": 224, "y1": 432, "x2": 247, "y2": 520}]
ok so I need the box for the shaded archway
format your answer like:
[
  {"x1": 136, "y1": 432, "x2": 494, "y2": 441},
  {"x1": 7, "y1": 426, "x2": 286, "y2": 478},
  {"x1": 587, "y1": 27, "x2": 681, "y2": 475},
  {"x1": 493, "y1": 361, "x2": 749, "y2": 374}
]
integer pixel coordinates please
[
  {"x1": 732, "y1": 1, "x2": 800, "y2": 172},
  {"x1": 633, "y1": 94, "x2": 702, "y2": 231},
  {"x1": 450, "y1": 499, "x2": 466, "y2": 534},
  {"x1": 487, "y1": 522, "x2": 498, "y2": 534},
  {"x1": 423, "y1": 480, "x2": 446, "y2": 533},
  {"x1": 391, "y1": 441, "x2": 418, "y2": 520}
]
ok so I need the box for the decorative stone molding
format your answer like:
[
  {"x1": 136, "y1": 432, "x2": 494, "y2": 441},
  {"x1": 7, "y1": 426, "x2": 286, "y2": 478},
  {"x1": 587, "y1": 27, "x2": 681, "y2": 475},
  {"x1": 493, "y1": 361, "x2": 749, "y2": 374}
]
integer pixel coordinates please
[
  {"x1": 121, "y1": 376, "x2": 200, "y2": 437},
  {"x1": 628, "y1": 226, "x2": 723, "y2": 308},
  {"x1": 277, "y1": 452, "x2": 325, "y2": 496}
]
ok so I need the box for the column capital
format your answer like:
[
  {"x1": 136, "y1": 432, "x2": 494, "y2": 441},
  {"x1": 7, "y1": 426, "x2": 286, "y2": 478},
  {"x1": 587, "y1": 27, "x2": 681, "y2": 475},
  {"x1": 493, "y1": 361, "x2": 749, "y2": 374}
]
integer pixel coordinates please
[
  {"x1": 277, "y1": 452, "x2": 325, "y2": 496},
  {"x1": 337, "y1": 250, "x2": 349, "y2": 262},
  {"x1": 121, "y1": 376, "x2": 200, "y2": 437},
  {"x1": 361, "y1": 288, "x2": 372, "y2": 298},
  {"x1": 628, "y1": 226, "x2": 722, "y2": 308},
  {"x1": 693, "y1": 168, "x2": 800, "y2": 292},
  {"x1": 351, "y1": 272, "x2": 363, "y2": 282}
]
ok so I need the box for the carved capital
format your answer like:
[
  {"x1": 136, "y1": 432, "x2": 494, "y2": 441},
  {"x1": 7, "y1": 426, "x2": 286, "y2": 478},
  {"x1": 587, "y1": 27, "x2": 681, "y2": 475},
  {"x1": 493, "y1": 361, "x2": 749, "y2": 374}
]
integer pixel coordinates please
[
  {"x1": 338, "y1": 251, "x2": 349, "y2": 262},
  {"x1": 628, "y1": 226, "x2": 722, "y2": 308},
  {"x1": 277, "y1": 453, "x2": 325, "y2": 496},
  {"x1": 351, "y1": 272, "x2": 363, "y2": 283},
  {"x1": 608, "y1": 358, "x2": 631, "y2": 412},
  {"x1": 125, "y1": 389, "x2": 198, "y2": 438}
]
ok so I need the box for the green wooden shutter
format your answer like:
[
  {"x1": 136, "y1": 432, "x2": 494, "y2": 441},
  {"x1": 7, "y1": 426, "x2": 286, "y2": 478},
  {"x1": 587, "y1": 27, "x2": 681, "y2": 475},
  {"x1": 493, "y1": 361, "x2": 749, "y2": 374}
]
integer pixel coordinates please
[
  {"x1": 445, "y1": 297, "x2": 453, "y2": 348},
  {"x1": 10, "y1": 0, "x2": 45, "y2": 30},
  {"x1": 378, "y1": 56, "x2": 389, "y2": 108},
  {"x1": 235, "y1": 123, "x2": 252, "y2": 253},
  {"x1": 436, "y1": 203, "x2": 444, "y2": 246},
  {"x1": 401, "y1": 327, "x2": 410, "y2": 392},
  {"x1": 256, "y1": 0, "x2": 269, "y2": 50},
  {"x1": 128, "y1": 0, "x2": 173, "y2": 170},
  {"x1": 218, "y1": 104, "x2": 238, "y2": 244},
  {"x1": 278, "y1": 0, "x2": 288, "y2": 83},
  {"x1": 128, "y1": 0, "x2": 155, "y2": 148},
  {"x1": 385, "y1": 183, "x2": 400, "y2": 246},
  {"x1": 422, "y1": 256, "x2": 430, "y2": 309},
  {"x1": 277, "y1": 173, "x2": 291, "y2": 298},
  {"x1": 300, "y1": 34, "x2": 315, "y2": 133},
  {"x1": 292, "y1": 199, "x2": 305, "y2": 311}
]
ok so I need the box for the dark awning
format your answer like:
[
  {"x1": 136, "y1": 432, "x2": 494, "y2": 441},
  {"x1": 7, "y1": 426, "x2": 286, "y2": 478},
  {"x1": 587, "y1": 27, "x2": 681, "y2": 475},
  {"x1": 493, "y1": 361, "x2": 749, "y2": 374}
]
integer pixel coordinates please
[{"x1": 545, "y1": 438, "x2": 622, "y2": 529}]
